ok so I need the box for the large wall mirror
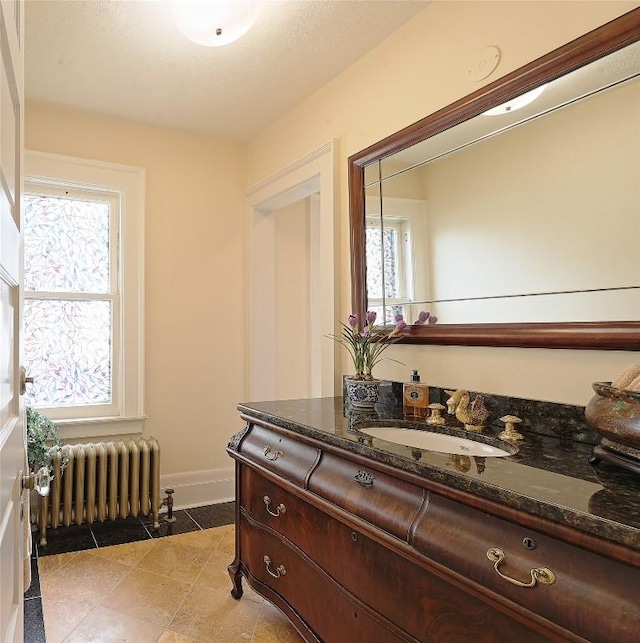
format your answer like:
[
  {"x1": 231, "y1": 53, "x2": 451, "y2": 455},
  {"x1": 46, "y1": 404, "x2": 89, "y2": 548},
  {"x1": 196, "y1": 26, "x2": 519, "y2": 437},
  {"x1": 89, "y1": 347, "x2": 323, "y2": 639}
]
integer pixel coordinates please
[{"x1": 349, "y1": 9, "x2": 640, "y2": 349}]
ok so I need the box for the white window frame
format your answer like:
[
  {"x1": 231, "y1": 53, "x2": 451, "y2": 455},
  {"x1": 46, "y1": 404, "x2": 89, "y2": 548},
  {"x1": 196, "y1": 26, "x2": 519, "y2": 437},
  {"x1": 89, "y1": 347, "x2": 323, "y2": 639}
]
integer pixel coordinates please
[
  {"x1": 365, "y1": 216, "x2": 411, "y2": 306},
  {"x1": 25, "y1": 151, "x2": 146, "y2": 438},
  {"x1": 365, "y1": 196, "x2": 429, "y2": 319}
]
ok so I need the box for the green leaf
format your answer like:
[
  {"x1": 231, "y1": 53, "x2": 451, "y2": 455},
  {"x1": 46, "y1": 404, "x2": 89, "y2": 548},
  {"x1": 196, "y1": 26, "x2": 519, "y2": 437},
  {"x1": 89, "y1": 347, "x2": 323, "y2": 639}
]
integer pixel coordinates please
[{"x1": 26, "y1": 406, "x2": 68, "y2": 475}]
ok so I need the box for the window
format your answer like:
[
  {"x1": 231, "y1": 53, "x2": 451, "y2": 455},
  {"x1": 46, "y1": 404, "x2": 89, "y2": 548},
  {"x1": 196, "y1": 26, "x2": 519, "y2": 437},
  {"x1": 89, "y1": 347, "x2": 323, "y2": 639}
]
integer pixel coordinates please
[
  {"x1": 24, "y1": 152, "x2": 145, "y2": 438},
  {"x1": 365, "y1": 196, "x2": 429, "y2": 325},
  {"x1": 366, "y1": 217, "x2": 409, "y2": 324}
]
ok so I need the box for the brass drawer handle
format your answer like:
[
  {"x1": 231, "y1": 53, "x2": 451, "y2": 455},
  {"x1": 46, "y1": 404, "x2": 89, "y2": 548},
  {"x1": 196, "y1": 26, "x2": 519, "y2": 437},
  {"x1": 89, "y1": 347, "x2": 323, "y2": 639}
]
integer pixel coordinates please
[
  {"x1": 263, "y1": 495, "x2": 286, "y2": 517},
  {"x1": 354, "y1": 470, "x2": 375, "y2": 487},
  {"x1": 263, "y1": 445, "x2": 283, "y2": 461},
  {"x1": 263, "y1": 555, "x2": 286, "y2": 579},
  {"x1": 487, "y1": 548, "x2": 556, "y2": 588}
]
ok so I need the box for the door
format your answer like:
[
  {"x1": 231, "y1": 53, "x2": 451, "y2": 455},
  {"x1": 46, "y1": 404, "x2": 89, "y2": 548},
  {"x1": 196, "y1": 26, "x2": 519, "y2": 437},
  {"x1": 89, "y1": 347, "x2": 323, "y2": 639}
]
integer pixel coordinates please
[{"x1": 0, "y1": 0, "x2": 25, "y2": 641}]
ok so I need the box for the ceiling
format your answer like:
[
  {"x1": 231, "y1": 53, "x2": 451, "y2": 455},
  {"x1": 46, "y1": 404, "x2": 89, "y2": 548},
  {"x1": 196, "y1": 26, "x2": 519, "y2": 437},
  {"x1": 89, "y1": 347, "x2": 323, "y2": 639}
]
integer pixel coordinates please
[{"x1": 25, "y1": 0, "x2": 429, "y2": 141}]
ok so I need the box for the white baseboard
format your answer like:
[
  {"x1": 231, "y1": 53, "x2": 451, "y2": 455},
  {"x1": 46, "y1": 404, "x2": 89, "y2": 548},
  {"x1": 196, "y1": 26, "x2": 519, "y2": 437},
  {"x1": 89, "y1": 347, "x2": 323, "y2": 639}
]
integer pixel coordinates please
[{"x1": 159, "y1": 466, "x2": 235, "y2": 510}]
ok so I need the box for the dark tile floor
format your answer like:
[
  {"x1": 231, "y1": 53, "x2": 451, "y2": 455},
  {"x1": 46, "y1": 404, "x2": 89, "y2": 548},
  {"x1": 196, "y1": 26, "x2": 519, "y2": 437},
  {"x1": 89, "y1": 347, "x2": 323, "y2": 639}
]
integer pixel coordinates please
[
  {"x1": 24, "y1": 547, "x2": 46, "y2": 643},
  {"x1": 24, "y1": 501, "x2": 236, "y2": 642}
]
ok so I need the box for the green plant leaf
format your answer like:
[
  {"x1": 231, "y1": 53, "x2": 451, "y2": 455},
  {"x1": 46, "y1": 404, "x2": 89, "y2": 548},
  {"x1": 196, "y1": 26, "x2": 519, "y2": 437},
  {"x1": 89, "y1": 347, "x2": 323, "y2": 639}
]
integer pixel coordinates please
[{"x1": 26, "y1": 406, "x2": 67, "y2": 475}]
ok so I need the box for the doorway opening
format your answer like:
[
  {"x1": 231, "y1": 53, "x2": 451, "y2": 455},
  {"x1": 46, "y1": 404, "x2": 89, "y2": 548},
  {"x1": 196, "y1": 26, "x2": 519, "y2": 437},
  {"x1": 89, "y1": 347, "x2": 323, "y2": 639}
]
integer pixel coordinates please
[{"x1": 246, "y1": 142, "x2": 337, "y2": 401}]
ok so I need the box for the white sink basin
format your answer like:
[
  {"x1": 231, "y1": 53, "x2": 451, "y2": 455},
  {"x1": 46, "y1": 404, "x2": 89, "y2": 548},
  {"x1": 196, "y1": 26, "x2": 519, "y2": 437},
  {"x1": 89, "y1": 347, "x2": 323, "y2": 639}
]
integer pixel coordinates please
[{"x1": 358, "y1": 427, "x2": 511, "y2": 457}]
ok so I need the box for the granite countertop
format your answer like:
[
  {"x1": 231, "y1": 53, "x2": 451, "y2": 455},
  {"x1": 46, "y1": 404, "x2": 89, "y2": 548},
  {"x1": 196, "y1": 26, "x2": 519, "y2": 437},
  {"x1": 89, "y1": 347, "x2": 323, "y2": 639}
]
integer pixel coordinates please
[{"x1": 236, "y1": 396, "x2": 640, "y2": 551}]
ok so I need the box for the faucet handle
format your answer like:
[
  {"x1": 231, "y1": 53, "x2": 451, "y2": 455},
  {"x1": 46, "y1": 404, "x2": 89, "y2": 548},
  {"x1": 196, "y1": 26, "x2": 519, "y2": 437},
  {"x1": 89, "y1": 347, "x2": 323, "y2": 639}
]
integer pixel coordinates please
[
  {"x1": 427, "y1": 403, "x2": 446, "y2": 425},
  {"x1": 499, "y1": 415, "x2": 523, "y2": 441}
]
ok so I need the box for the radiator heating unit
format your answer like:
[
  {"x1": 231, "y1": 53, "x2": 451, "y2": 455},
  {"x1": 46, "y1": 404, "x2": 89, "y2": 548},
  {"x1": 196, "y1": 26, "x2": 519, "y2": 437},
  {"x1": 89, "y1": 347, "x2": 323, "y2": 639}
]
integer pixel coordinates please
[{"x1": 36, "y1": 437, "x2": 161, "y2": 547}]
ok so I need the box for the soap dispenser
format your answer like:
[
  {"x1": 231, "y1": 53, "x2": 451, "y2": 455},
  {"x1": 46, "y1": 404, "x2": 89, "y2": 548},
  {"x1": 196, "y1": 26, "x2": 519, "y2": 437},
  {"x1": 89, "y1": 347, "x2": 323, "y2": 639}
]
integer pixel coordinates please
[{"x1": 403, "y1": 370, "x2": 429, "y2": 418}]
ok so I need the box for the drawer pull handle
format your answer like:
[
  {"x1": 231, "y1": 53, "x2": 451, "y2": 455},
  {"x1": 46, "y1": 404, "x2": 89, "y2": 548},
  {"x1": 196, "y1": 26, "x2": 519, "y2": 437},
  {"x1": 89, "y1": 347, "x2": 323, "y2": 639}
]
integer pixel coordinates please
[
  {"x1": 487, "y1": 548, "x2": 556, "y2": 588},
  {"x1": 263, "y1": 495, "x2": 286, "y2": 517},
  {"x1": 264, "y1": 555, "x2": 286, "y2": 579},
  {"x1": 354, "y1": 470, "x2": 375, "y2": 487},
  {"x1": 263, "y1": 445, "x2": 283, "y2": 461}
]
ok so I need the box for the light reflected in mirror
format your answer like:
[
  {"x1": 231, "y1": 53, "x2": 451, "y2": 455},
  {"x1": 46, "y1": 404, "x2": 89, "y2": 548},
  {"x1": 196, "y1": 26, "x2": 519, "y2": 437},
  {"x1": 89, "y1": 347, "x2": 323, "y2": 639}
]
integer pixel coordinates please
[{"x1": 366, "y1": 38, "x2": 640, "y2": 326}]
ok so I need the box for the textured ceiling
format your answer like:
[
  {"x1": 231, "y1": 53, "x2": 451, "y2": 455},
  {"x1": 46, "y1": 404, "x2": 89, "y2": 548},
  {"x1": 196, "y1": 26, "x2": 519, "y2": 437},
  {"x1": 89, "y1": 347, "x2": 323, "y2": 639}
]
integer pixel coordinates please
[{"x1": 25, "y1": 0, "x2": 429, "y2": 141}]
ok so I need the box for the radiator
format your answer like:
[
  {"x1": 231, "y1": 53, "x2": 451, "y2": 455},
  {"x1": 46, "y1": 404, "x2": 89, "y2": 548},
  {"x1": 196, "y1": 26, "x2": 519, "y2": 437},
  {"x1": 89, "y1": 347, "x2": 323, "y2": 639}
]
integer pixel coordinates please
[{"x1": 36, "y1": 437, "x2": 161, "y2": 547}]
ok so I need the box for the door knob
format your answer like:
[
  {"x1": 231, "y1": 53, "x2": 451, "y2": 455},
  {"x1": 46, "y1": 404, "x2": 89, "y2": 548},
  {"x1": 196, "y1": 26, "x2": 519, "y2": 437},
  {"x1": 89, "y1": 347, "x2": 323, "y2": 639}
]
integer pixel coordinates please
[
  {"x1": 22, "y1": 467, "x2": 51, "y2": 497},
  {"x1": 20, "y1": 366, "x2": 34, "y2": 395}
]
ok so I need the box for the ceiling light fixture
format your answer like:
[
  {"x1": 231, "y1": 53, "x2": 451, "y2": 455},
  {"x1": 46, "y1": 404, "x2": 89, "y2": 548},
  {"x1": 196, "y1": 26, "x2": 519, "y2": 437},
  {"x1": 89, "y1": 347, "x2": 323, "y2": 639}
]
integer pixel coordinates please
[
  {"x1": 171, "y1": 1, "x2": 261, "y2": 47},
  {"x1": 482, "y1": 84, "x2": 548, "y2": 116}
]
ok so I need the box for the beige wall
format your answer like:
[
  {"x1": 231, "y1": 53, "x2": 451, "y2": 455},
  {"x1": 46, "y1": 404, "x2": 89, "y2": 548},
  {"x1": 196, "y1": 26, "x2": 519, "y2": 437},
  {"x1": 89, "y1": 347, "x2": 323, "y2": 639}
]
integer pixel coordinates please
[
  {"x1": 26, "y1": 104, "x2": 246, "y2": 474},
  {"x1": 24, "y1": 1, "x2": 640, "y2": 484},
  {"x1": 274, "y1": 197, "x2": 312, "y2": 398},
  {"x1": 247, "y1": 0, "x2": 640, "y2": 406}
]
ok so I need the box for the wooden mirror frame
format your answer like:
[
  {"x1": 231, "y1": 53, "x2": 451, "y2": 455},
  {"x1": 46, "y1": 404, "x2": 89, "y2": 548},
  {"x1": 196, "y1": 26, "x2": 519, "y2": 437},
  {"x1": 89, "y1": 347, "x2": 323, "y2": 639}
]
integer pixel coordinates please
[{"x1": 349, "y1": 9, "x2": 640, "y2": 350}]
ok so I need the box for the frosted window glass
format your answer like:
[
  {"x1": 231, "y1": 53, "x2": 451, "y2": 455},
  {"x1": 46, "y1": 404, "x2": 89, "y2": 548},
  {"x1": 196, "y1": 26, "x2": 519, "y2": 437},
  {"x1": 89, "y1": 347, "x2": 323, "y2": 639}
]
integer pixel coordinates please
[
  {"x1": 24, "y1": 194, "x2": 110, "y2": 293},
  {"x1": 366, "y1": 226, "x2": 398, "y2": 299},
  {"x1": 23, "y1": 299, "x2": 112, "y2": 406}
]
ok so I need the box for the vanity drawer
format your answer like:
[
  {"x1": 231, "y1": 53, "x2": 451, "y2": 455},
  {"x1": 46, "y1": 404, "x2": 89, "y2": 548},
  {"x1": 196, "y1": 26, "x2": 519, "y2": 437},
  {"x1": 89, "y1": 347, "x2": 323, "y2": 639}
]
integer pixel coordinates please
[
  {"x1": 239, "y1": 465, "x2": 330, "y2": 549},
  {"x1": 307, "y1": 451, "x2": 425, "y2": 540},
  {"x1": 297, "y1": 505, "x2": 548, "y2": 642},
  {"x1": 238, "y1": 424, "x2": 320, "y2": 486},
  {"x1": 238, "y1": 513, "x2": 404, "y2": 643},
  {"x1": 413, "y1": 493, "x2": 640, "y2": 643}
]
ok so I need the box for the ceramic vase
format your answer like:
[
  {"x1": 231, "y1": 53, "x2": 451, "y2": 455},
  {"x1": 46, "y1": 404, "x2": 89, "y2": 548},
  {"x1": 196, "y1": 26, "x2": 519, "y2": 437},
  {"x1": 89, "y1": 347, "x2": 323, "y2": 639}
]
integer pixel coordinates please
[
  {"x1": 585, "y1": 381, "x2": 640, "y2": 475},
  {"x1": 345, "y1": 378, "x2": 381, "y2": 409}
]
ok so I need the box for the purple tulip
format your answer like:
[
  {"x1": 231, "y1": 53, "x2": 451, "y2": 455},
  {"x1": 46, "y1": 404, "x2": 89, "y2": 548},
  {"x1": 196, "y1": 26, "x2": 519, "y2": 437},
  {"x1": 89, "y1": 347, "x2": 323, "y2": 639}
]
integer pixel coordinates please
[
  {"x1": 415, "y1": 311, "x2": 430, "y2": 325},
  {"x1": 395, "y1": 319, "x2": 407, "y2": 331},
  {"x1": 394, "y1": 313, "x2": 404, "y2": 322},
  {"x1": 366, "y1": 310, "x2": 377, "y2": 324},
  {"x1": 348, "y1": 314, "x2": 358, "y2": 328},
  {"x1": 428, "y1": 315, "x2": 438, "y2": 325}
]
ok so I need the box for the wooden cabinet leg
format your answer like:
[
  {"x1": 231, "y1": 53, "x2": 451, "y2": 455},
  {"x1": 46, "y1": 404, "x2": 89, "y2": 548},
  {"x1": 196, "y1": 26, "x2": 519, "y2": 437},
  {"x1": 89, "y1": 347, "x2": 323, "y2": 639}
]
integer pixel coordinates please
[{"x1": 228, "y1": 560, "x2": 243, "y2": 599}]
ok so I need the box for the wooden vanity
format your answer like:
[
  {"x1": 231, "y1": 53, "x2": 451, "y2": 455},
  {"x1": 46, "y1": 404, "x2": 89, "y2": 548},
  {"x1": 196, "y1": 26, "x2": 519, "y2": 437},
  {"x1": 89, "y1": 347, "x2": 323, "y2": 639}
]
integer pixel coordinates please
[{"x1": 227, "y1": 398, "x2": 640, "y2": 642}]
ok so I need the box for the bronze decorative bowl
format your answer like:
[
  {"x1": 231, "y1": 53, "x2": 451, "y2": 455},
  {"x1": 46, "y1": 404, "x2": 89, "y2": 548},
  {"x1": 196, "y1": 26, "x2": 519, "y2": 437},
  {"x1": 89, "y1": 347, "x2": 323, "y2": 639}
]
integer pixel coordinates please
[{"x1": 585, "y1": 381, "x2": 640, "y2": 475}]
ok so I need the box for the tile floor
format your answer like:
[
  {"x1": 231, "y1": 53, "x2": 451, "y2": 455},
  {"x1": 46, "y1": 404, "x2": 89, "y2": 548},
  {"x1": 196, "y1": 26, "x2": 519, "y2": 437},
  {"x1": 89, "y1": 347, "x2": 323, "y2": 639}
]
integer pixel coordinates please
[{"x1": 24, "y1": 503, "x2": 303, "y2": 642}]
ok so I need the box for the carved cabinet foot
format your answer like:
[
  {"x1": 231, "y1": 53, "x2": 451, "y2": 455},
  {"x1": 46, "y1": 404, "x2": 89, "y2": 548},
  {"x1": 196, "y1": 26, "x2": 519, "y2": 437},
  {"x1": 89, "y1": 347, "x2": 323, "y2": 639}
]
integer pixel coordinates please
[{"x1": 228, "y1": 561, "x2": 243, "y2": 599}]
